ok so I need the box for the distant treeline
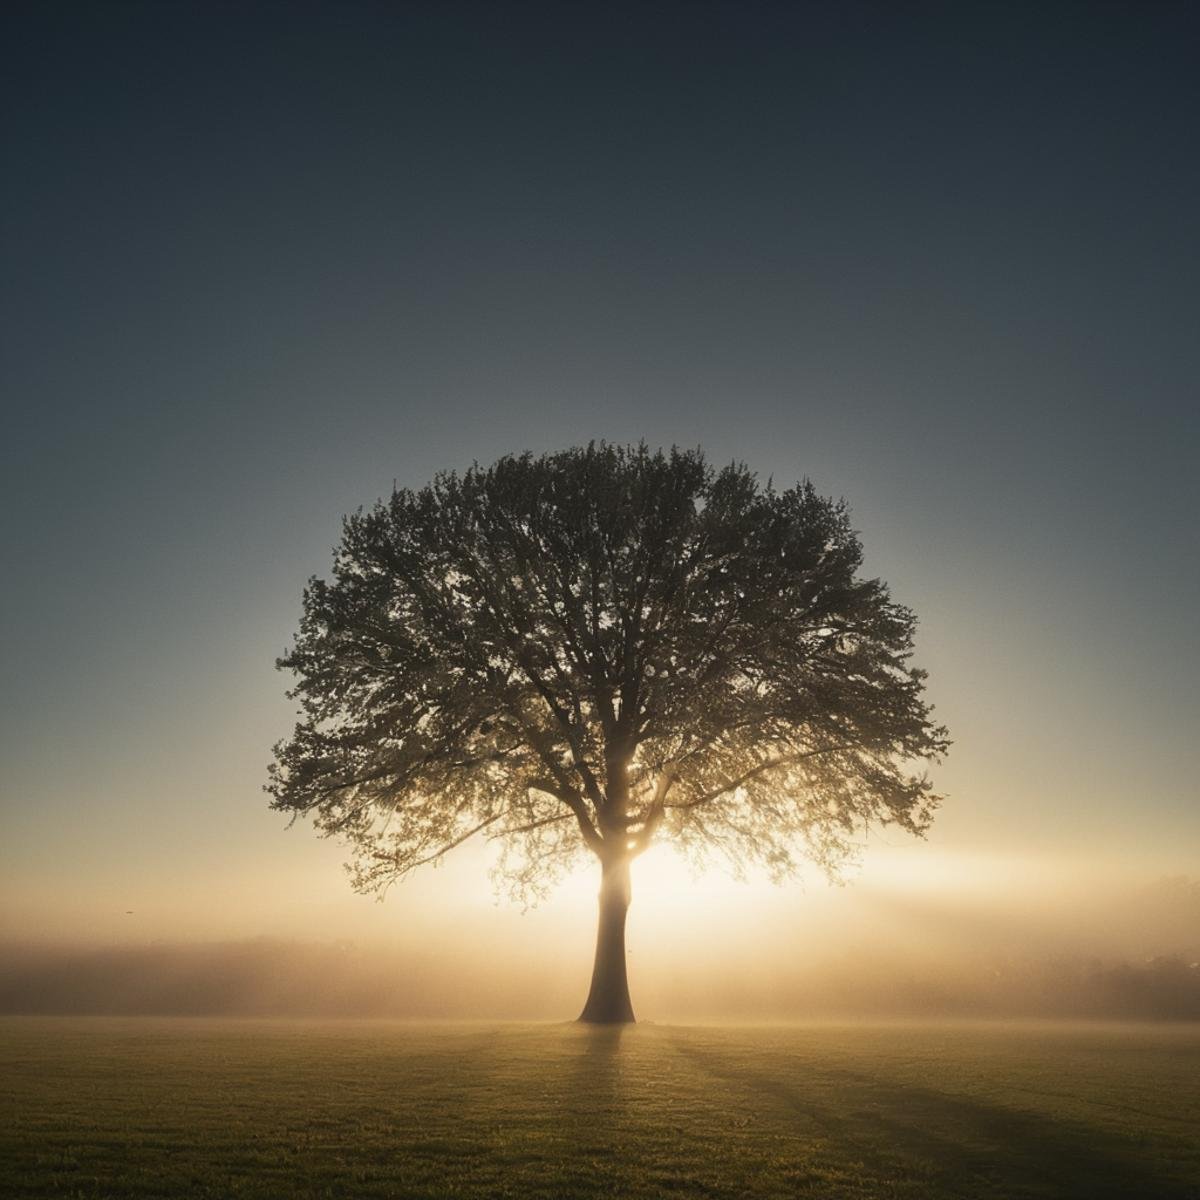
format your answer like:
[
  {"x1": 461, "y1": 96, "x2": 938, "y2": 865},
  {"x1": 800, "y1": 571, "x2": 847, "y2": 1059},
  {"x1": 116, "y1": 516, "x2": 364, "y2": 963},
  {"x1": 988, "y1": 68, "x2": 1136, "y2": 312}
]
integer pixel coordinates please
[
  {"x1": 828, "y1": 953, "x2": 1200, "y2": 1022},
  {"x1": 1, "y1": 940, "x2": 1196, "y2": 1020}
]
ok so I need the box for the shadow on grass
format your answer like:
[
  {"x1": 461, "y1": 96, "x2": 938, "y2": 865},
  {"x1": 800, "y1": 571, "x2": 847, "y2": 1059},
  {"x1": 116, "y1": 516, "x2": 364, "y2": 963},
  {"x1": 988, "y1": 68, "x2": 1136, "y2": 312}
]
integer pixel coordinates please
[
  {"x1": 664, "y1": 1033, "x2": 1196, "y2": 1200},
  {"x1": 565, "y1": 1022, "x2": 626, "y2": 1116}
]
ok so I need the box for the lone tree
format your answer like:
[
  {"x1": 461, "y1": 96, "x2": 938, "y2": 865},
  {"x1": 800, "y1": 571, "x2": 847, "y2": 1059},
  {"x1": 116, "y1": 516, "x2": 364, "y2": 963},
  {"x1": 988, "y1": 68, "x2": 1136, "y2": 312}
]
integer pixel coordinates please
[{"x1": 268, "y1": 444, "x2": 948, "y2": 1023}]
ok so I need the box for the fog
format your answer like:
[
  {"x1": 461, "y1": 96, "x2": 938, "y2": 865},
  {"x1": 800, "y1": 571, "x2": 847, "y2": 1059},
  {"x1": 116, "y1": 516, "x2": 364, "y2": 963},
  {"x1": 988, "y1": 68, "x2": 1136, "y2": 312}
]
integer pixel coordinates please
[{"x1": 4, "y1": 855, "x2": 1196, "y2": 1021}]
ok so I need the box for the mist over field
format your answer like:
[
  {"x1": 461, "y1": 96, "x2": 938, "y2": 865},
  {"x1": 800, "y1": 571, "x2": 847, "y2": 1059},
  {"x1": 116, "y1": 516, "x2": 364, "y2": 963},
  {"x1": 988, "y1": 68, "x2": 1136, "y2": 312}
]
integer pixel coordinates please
[{"x1": 6, "y1": 870, "x2": 1196, "y2": 1021}]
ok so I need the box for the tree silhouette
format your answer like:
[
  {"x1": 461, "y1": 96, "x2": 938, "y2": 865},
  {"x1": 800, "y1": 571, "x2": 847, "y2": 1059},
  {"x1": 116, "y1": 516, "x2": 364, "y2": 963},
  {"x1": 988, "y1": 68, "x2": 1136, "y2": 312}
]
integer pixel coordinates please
[{"x1": 268, "y1": 444, "x2": 948, "y2": 1022}]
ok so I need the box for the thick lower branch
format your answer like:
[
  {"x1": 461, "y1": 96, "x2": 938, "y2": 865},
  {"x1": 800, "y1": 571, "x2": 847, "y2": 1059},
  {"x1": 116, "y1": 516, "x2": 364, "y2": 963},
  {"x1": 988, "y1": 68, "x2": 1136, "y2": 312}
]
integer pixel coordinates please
[
  {"x1": 527, "y1": 779, "x2": 604, "y2": 852},
  {"x1": 628, "y1": 763, "x2": 679, "y2": 854}
]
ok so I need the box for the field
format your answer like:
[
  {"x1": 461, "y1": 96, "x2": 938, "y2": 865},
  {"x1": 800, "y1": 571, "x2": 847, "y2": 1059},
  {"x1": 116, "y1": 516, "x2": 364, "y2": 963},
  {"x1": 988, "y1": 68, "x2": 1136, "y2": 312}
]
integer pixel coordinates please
[{"x1": 2, "y1": 1018, "x2": 1197, "y2": 1199}]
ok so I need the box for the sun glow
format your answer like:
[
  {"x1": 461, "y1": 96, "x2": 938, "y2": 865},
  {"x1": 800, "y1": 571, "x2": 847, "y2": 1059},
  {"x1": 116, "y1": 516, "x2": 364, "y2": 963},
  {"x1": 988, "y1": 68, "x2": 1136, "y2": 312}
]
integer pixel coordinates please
[
  {"x1": 547, "y1": 840, "x2": 1089, "y2": 959},
  {"x1": 551, "y1": 841, "x2": 772, "y2": 927}
]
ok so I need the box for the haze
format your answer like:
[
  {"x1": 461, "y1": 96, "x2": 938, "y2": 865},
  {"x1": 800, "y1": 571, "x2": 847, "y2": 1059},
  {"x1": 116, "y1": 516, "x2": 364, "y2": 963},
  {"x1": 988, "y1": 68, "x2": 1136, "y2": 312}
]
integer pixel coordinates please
[{"x1": 2, "y1": 2, "x2": 1198, "y2": 1021}]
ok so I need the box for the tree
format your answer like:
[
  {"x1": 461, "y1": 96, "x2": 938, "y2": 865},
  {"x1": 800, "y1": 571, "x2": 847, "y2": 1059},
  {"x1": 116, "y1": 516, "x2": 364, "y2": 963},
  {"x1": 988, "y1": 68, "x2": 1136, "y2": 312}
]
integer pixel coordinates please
[{"x1": 268, "y1": 444, "x2": 948, "y2": 1023}]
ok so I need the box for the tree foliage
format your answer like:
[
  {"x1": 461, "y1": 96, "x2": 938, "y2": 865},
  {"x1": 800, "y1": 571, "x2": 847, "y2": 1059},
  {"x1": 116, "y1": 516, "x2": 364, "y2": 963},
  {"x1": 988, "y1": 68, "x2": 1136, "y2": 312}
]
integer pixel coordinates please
[{"x1": 268, "y1": 444, "x2": 948, "y2": 900}]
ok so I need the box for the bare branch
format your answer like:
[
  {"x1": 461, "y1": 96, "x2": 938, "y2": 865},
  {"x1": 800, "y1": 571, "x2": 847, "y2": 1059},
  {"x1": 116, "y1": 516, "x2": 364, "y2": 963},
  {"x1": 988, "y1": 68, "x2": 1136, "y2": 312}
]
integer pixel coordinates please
[
  {"x1": 494, "y1": 812, "x2": 573, "y2": 838},
  {"x1": 526, "y1": 776, "x2": 604, "y2": 851},
  {"x1": 668, "y1": 745, "x2": 857, "y2": 811},
  {"x1": 371, "y1": 812, "x2": 505, "y2": 874},
  {"x1": 629, "y1": 763, "x2": 680, "y2": 854}
]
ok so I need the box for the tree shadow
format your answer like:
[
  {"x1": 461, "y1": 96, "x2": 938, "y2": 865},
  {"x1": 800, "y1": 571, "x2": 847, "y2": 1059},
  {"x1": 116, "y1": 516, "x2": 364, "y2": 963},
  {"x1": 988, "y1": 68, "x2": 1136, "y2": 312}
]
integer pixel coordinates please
[
  {"x1": 554, "y1": 1023, "x2": 629, "y2": 1135},
  {"x1": 566, "y1": 1021, "x2": 627, "y2": 1114},
  {"x1": 507, "y1": 1023, "x2": 629, "y2": 1194},
  {"x1": 665, "y1": 1033, "x2": 1197, "y2": 1199}
]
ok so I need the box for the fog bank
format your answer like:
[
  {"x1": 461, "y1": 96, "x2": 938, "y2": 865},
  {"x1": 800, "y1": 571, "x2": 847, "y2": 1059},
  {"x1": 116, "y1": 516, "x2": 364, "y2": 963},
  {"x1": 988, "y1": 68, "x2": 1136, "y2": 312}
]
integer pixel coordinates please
[{"x1": 5, "y1": 875, "x2": 1196, "y2": 1021}]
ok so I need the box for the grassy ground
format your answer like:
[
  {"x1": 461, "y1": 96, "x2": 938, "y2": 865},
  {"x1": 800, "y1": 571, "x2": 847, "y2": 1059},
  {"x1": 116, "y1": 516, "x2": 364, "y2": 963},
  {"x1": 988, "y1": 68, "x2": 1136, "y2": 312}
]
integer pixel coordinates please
[{"x1": 1, "y1": 1017, "x2": 1197, "y2": 1199}]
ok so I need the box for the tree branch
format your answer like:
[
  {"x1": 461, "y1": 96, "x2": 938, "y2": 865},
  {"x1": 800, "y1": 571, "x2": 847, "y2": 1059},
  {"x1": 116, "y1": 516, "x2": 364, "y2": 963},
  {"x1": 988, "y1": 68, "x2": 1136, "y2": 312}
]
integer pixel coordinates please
[
  {"x1": 517, "y1": 652, "x2": 607, "y2": 809},
  {"x1": 371, "y1": 812, "x2": 505, "y2": 873},
  {"x1": 526, "y1": 778, "x2": 604, "y2": 852},
  {"x1": 493, "y1": 812, "x2": 573, "y2": 838},
  {"x1": 668, "y1": 744, "x2": 856, "y2": 811},
  {"x1": 628, "y1": 763, "x2": 680, "y2": 855}
]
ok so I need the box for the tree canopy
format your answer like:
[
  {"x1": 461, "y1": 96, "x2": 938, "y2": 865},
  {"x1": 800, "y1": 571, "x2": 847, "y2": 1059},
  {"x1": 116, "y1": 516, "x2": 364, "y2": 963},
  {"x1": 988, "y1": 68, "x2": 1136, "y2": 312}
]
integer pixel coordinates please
[{"x1": 268, "y1": 444, "x2": 948, "y2": 903}]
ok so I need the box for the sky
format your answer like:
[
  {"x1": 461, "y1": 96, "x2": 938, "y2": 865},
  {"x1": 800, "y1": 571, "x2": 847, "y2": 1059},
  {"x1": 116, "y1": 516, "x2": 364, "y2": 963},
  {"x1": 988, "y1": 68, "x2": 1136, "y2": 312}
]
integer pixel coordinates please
[{"x1": 1, "y1": 2, "x2": 1197, "y2": 1010}]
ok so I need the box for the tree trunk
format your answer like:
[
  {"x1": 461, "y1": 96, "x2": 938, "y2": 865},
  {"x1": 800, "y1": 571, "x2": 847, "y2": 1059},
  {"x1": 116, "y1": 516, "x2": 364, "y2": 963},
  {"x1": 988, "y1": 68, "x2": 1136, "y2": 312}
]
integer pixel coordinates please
[{"x1": 578, "y1": 855, "x2": 636, "y2": 1023}]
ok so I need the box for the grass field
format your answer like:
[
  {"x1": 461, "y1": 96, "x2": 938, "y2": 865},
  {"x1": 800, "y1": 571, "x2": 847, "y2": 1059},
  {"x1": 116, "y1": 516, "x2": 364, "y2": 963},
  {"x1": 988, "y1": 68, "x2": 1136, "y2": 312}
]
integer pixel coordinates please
[{"x1": 2, "y1": 1018, "x2": 1197, "y2": 1199}]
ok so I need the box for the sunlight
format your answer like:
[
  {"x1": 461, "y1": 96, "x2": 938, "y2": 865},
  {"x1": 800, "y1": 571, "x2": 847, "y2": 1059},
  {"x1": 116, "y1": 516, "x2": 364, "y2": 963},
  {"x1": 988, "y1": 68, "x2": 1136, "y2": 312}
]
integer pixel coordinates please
[
  {"x1": 633, "y1": 843, "x2": 726, "y2": 913},
  {"x1": 857, "y1": 844, "x2": 1076, "y2": 898},
  {"x1": 552, "y1": 841, "x2": 773, "y2": 926}
]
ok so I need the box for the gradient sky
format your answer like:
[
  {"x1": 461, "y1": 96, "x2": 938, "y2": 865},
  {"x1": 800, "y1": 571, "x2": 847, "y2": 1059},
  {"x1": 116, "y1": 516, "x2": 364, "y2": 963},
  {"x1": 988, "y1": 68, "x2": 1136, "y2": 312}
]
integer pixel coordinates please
[{"x1": 2, "y1": 2, "x2": 1197, "y2": 954}]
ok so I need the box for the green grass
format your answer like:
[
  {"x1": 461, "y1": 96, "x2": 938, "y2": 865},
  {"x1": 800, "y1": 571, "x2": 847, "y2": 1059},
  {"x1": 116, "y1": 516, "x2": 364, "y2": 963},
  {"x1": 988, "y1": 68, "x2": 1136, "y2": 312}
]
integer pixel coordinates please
[{"x1": 2, "y1": 1018, "x2": 1197, "y2": 1199}]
